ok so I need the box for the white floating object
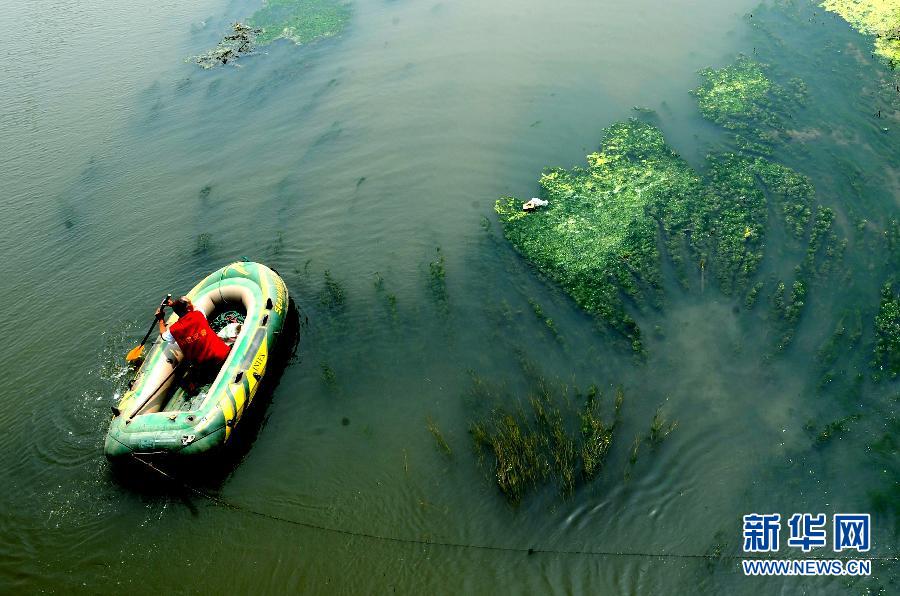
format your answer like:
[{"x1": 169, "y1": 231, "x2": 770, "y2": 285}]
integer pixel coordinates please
[{"x1": 522, "y1": 197, "x2": 549, "y2": 211}]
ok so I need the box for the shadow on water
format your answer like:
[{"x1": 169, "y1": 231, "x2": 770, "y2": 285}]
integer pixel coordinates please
[{"x1": 108, "y1": 298, "x2": 302, "y2": 494}]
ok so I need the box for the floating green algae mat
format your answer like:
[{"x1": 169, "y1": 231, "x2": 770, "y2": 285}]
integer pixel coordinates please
[
  {"x1": 819, "y1": 0, "x2": 900, "y2": 63},
  {"x1": 496, "y1": 119, "x2": 703, "y2": 353},
  {"x1": 691, "y1": 55, "x2": 805, "y2": 153},
  {"x1": 496, "y1": 55, "x2": 846, "y2": 354},
  {"x1": 496, "y1": 121, "x2": 839, "y2": 352},
  {"x1": 249, "y1": 0, "x2": 352, "y2": 45},
  {"x1": 193, "y1": 0, "x2": 351, "y2": 68}
]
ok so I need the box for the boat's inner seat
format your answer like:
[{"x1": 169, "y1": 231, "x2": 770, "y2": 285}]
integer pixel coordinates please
[{"x1": 130, "y1": 284, "x2": 255, "y2": 417}]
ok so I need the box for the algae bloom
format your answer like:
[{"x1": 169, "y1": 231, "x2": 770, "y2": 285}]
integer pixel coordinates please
[
  {"x1": 249, "y1": 0, "x2": 352, "y2": 46},
  {"x1": 193, "y1": 0, "x2": 351, "y2": 68},
  {"x1": 691, "y1": 55, "x2": 805, "y2": 153},
  {"x1": 820, "y1": 0, "x2": 900, "y2": 63},
  {"x1": 496, "y1": 120, "x2": 702, "y2": 353},
  {"x1": 497, "y1": 57, "x2": 842, "y2": 354}
]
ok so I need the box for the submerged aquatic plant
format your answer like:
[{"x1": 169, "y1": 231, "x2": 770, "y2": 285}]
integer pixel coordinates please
[
  {"x1": 320, "y1": 362, "x2": 337, "y2": 387},
  {"x1": 805, "y1": 413, "x2": 862, "y2": 444},
  {"x1": 319, "y1": 269, "x2": 346, "y2": 311},
  {"x1": 581, "y1": 387, "x2": 622, "y2": 479},
  {"x1": 648, "y1": 405, "x2": 678, "y2": 445},
  {"x1": 468, "y1": 376, "x2": 624, "y2": 503},
  {"x1": 193, "y1": 232, "x2": 212, "y2": 255},
  {"x1": 873, "y1": 281, "x2": 900, "y2": 379},
  {"x1": 820, "y1": 0, "x2": 900, "y2": 63},
  {"x1": 426, "y1": 417, "x2": 452, "y2": 456},
  {"x1": 527, "y1": 299, "x2": 561, "y2": 340},
  {"x1": 428, "y1": 247, "x2": 449, "y2": 309}
]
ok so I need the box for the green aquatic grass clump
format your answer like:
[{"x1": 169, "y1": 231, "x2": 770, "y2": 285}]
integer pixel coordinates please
[
  {"x1": 693, "y1": 55, "x2": 772, "y2": 122},
  {"x1": 495, "y1": 117, "x2": 840, "y2": 351},
  {"x1": 581, "y1": 387, "x2": 623, "y2": 479},
  {"x1": 820, "y1": 0, "x2": 900, "y2": 63},
  {"x1": 249, "y1": 0, "x2": 352, "y2": 45},
  {"x1": 496, "y1": 119, "x2": 704, "y2": 353},
  {"x1": 873, "y1": 281, "x2": 900, "y2": 380},
  {"x1": 319, "y1": 269, "x2": 346, "y2": 311},
  {"x1": 691, "y1": 56, "x2": 803, "y2": 153},
  {"x1": 426, "y1": 417, "x2": 452, "y2": 456},
  {"x1": 469, "y1": 380, "x2": 623, "y2": 503},
  {"x1": 428, "y1": 247, "x2": 448, "y2": 309},
  {"x1": 697, "y1": 154, "x2": 769, "y2": 296},
  {"x1": 805, "y1": 413, "x2": 862, "y2": 445}
]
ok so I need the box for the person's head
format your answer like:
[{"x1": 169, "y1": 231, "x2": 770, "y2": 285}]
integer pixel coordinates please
[{"x1": 169, "y1": 296, "x2": 193, "y2": 316}]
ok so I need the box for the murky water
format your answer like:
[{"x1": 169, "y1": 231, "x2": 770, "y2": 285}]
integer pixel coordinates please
[{"x1": 2, "y1": 0, "x2": 898, "y2": 593}]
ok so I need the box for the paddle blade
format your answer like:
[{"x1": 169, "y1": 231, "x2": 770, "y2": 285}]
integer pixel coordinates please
[{"x1": 125, "y1": 344, "x2": 144, "y2": 363}]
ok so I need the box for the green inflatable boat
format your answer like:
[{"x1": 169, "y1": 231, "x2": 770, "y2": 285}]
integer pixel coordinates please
[{"x1": 105, "y1": 261, "x2": 289, "y2": 460}]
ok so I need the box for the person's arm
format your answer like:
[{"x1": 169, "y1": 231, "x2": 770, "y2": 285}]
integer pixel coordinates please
[{"x1": 156, "y1": 308, "x2": 167, "y2": 336}]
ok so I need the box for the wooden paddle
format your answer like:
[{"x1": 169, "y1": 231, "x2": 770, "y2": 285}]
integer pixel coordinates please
[{"x1": 125, "y1": 294, "x2": 171, "y2": 363}]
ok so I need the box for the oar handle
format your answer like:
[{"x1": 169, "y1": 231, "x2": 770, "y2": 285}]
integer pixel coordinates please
[{"x1": 138, "y1": 294, "x2": 172, "y2": 346}]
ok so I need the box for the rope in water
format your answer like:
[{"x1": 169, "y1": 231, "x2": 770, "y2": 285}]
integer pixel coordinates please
[{"x1": 129, "y1": 455, "x2": 899, "y2": 562}]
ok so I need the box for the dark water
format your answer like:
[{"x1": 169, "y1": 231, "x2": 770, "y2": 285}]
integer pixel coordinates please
[{"x1": 2, "y1": 0, "x2": 898, "y2": 593}]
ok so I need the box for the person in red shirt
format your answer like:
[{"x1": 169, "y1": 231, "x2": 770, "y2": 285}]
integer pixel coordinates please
[{"x1": 156, "y1": 296, "x2": 231, "y2": 389}]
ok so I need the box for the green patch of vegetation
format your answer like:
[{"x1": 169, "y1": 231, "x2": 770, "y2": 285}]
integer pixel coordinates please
[
  {"x1": 496, "y1": 56, "x2": 846, "y2": 360},
  {"x1": 428, "y1": 247, "x2": 449, "y2": 309},
  {"x1": 496, "y1": 112, "x2": 843, "y2": 354},
  {"x1": 527, "y1": 299, "x2": 561, "y2": 340},
  {"x1": 320, "y1": 362, "x2": 337, "y2": 387},
  {"x1": 693, "y1": 55, "x2": 772, "y2": 122},
  {"x1": 697, "y1": 154, "x2": 769, "y2": 296},
  {"x1": 648, "y1": 405, "x2": 678, "y2": 445},
  {"x1": 745, "y1": 281, "x2": 764, "y2": 309},
  {"x1": 319, "y1": 269, "x2": 346, "y2": 310},
  {"x1": 194, "y1": 1, "x2": 351, "y2": 68},
  {"x1": 873, "y1": 281, "x2": 900, "y2": 380},
  {"x1": 816, "y1": 308, "x2": 864, "y2": 391},
  {"x1": 373, "y1": 272, "x2": 398, "y2": 317},
  {"x1": 581, "y1": 387, "x2": 623, "y2": 479},
  {"x1": 249, "y1": 0, "x2": 352, "y2": 46},
  {"x1": 820, "y1": 0, "x2": 900, "y2": 63},
  {"x1": 805, "y1": 413, "x2": 862, "y2": 445},
  {"x1": 193, "y1": 232, "x2": 212, "y2": 255},
  {"x1": 496, "y1": 120, "x2": 703, "y2": 353},
  {"x1": 469, "y1": 378, "x2": 623, "y2": 503},
  {"x1": 426, "y1": 417, "x2": 452, "y2": 456},
  {"x1": 691, "y1": 55, "x2": 803, "y2": 153}
]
